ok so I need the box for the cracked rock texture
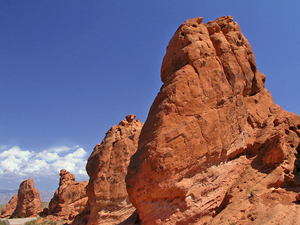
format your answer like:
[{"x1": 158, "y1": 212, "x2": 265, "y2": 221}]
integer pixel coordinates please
[
  {"x1": 83, "y1": 115, "x2": 143, "y2": 225},
  {"x1": 48, "y1": 169, "x2": 88, "y2": 220},
  {"x1": 126, "y1": 16, "x2": 300, "y2": 224},
  {"x1": 1, "y1": 179, "x2": 43, "y2": 218}
]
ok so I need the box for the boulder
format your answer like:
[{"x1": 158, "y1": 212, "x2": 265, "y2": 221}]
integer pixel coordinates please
[
  {"x1": 48, "y1": 169, "x2": 88, "y2": 220},
  {"x1": 8, "y1": 179, "x2": 43, "y2": 218},
  {"x1": 85, "y1": 115, "x2": 143, "y2": 225},
  {"x1": 126, "y1": 16, "x2": 300, "y2": 224}
]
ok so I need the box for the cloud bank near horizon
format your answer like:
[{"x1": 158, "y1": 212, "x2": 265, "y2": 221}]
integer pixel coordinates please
[{"x1": 0, "y1": 145, "x2": 89, "y2": 187}]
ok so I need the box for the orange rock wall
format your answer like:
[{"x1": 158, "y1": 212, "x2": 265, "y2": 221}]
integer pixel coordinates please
[
  {"x1": 3, "y1": 179, "x2": 43, "y2": 218},
  {"x1": 49, "y1": 169, "x2": 88, "y2": 220},
  {"x1": 126, "y1": 16, "x2": 300, "y2": 224}
]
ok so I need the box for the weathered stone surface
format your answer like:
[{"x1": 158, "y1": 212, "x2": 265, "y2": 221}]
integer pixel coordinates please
[
  {"x1": 49, "y1": 169, "x2": 88, "y2": 220},
  {"x1": 0, "y1": 194, "x2": 18, "y2": 218},
  {"x1": 126, "y1": 16, "x2": 300, "y2": 224},
  {"x1": 85, "y1": 115, "x2": 143, "y2": 225},
  {"x1": 9, "y1": 179, "x2": 43, "y2": 218}
]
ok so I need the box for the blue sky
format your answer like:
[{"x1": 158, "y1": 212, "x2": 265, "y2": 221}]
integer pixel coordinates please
[{"x1": 1, "y1": 1, "x2": 300, "y2": 192}]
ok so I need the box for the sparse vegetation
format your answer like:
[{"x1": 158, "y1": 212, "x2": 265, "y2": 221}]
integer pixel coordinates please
[
  {"x1": 25, "y1": 218, "x2": 65, "y2": 225},
  {"x1": 0, "y1": 220, "x2": 9, "y2": 225}
]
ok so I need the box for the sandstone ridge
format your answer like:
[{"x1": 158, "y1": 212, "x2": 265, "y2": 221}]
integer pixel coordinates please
[{"x1": 126, "y1": 16, "x2": 300, "y2": 224}]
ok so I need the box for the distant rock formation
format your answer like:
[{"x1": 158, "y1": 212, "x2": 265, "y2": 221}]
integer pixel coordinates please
[
  {"x1": 81, "y1": 115, "x2": 143, "y2": 225},
  {"x1": 48, "y1": 169, "x2": 88, "y2": 220},
  {"x1": 0, "y1": 190, "x2": 53, "y2": 205},
  {"x1": 126, "y1": 16, "x2": 300, "y2": 224},
  {"x1": 0, "y1": 194, "x2": 18, "y2": 218},
  {"x1": 1, "y1": 179, "x2": 43, "y2": 218}
]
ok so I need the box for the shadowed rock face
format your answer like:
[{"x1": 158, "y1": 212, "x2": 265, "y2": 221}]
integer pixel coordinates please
[
  {"x1": 85, "y1": 115, "x2": 143, "y2": 225},
  {"x1": 126, "y1": 16, "x2": 300, "y2": 224},
  {"x1": 49, "y1": 169, "x2": 88, "y2": 220}
]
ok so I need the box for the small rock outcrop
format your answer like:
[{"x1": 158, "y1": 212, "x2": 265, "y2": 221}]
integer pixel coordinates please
[
  {"x1": 84, "y1": 115, "x2": 143, "y2": 225},
  {"x1": 48, "y1": 169, "x2": 88, "y2": 220},
  {"x1": 0, "y1": 194, "x2": 18, "y2": 218},
  {"x1": 126, "y1": 16, "x2": 300, "y2": 224},
  {"x1": 1, "y1": 179, "x2": 43, "y2": 218}
]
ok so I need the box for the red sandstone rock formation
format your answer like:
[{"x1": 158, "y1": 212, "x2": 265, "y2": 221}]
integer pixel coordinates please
[
  {"x1": 0, "y1": 194, "x2": 18, "y2": 218},
  {"x1": 48, "y1": 169, "x2": 88, "y2": 220},
  {"x1": 126, "y1": 16, "x2": 300, "y2": 224},
  {"x1": 84, "y1": 115, "x2": 143, "y2": 225},
  {"x1": 3, "y1": 179, "x2": 43, "y2": 218}
]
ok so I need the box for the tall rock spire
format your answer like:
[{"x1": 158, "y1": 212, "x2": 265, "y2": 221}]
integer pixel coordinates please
[
  {"x1": 126, "y1": 16, "x2": 300, "y2": 224},
  {"x1": 1, "y1": 179, "x2": 43, "y2": 219},
  {"x1": 85, "y1": 115, "x2": 143, "y2": 225}
]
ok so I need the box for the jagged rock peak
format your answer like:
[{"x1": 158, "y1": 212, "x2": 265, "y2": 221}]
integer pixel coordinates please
[
  {"x1": 118, "y1": 114, "x2": 139, "y2": 126},
  {"x1": 48, "y1": 169, "x2": 88, "y2": 220},
  {"x1": 126, "y1": 16, "x2": 300, "y2": 224},
  {"x1": 59, "y1": 169, "x2": 76, "y2": 186},
  {"x1": 161, "y1": 15, "x2": 265, "y2": 99}
]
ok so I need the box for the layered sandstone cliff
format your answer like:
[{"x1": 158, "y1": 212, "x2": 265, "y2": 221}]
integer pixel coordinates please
[
  {"x1": 48, "y1": 169, "x2": 88, "y2": 220},
  {"x1": 126, "y1": 16, "x2": 300, "y2": 224},
  {"x1": 82, "y1": 115, "x2": 143, "y2": 225},
  {"x1": 1, "y1": 179, "x2": 43, "y2": 218}
]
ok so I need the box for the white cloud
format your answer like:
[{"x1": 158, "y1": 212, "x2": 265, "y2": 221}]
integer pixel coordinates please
[
  {"x1": 0, "y1": 145, "x2": 89, "y2": 181},
  {"x1": 0, "y1": 146, "x2": 32, "y2": 161},
  {"x1": 46, "y1": 145, "x2": 79, "y2": 154}
]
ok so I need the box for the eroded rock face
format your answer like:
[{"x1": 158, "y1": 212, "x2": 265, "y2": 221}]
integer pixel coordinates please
[
  {"x1": 7, "y1": 179, "x2": 43, "y2": 218},
  {"x1": 126, "y1": 16, "x2": 300, "y2": 224},
  {"x1": 85, "y1": 115, "x2": 143, "y2": 225},
  {"x1": 49, "y1": 169, "x2": 88, "y2": 220}
]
